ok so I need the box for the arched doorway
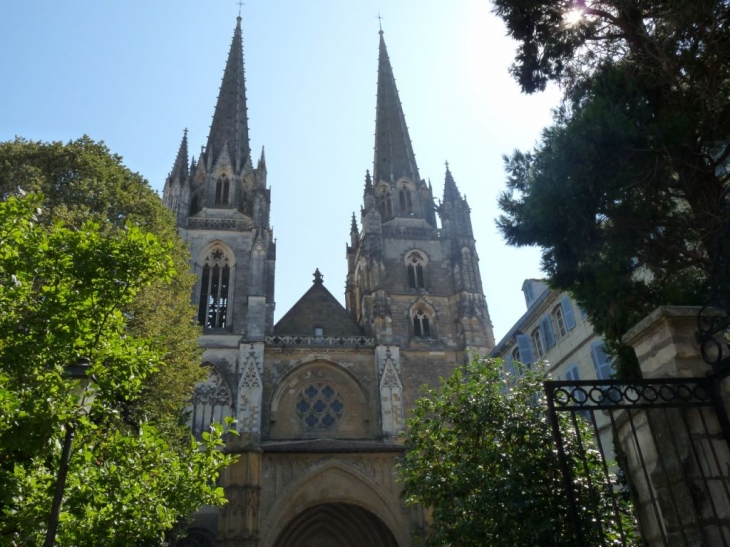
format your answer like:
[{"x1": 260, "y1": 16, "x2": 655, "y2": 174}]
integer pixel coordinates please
[{"x1": 273, "y1": 502, "x2": 399, "y2": 547}]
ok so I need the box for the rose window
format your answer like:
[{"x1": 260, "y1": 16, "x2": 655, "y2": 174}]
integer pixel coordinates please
[{"x1": 296, "y1": 384, "x2": 344, "y2": 428}]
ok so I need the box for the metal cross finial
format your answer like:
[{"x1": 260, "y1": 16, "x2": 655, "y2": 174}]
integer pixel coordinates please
[
  {"x1": 236, "y1": 0, "x2": 244, "y2": 17},
  {"x1": 376, "y1": 12, "x2": 384, "y2": 32}
]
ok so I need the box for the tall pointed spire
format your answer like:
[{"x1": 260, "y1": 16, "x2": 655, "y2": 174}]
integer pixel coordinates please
[
  {"x1": 170, "y1": 128, "x2": 189, "y2": 181},
  {"x1": 205, "y1": 16, "x2": 251, "y2": 170},
  {"x1": 373, "y1": 29, "x2": 420, "y2": 185}
]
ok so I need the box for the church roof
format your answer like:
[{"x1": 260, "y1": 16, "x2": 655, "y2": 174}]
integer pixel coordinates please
[
  {"x1": 204, "y1": 16, "x2": 251, "y2": 169},
  {"x1": 372, "y1": 30, "x2": 420, "y2": 185},
  {"x1": 273, "y1": 269, "x2": 363, "y2": 336},
  {"x1": 261, "y1": 438, "x2": 405, "y2": 454}
]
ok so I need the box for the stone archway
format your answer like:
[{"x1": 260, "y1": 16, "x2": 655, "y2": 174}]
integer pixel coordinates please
[{"x1": 273, "y1": 502, "x2": 399, "y2": 547}]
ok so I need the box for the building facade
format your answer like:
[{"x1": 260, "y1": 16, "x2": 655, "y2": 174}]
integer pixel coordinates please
[
  {"x1": 489, "y1": 279, "x2": 612, "y2": 384},
  {"x1": 162, "y1": 18, "x2": 495, "y2": 547},
  {"x1": 489, "y1": 279, "x2": 615, "y2": 459}
]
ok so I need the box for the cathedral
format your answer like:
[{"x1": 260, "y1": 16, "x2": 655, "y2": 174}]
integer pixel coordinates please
[{"x1": 162, "y1": 15, "x2": 495, "y2": 547}]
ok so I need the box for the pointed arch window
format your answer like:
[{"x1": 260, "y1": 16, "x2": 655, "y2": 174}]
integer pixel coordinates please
[
  {"x1": 189, "y1": 194, "x2": 201, "y2": 216},
  {"x1": 413, "y1": 309, "x2": 432, "y2": 338},
  {"x1": 399, "y1": 187, "x2": 413, "y2": 215},
  {"x1": 214, "y1": 175, "x2": 230, "y2": 205},
  {"x1": 462, "y1": 247, "x2": 479, "y2": 290},
  {"x1": 377, "y1": 186, "x2": 393, "y2": 218},
  {"x1": 198, "y1": 247, "x2": 231, "y2": 329},
  {"x1": 406, "y1": 251, "x2": 426, "y2": 289},
  {"x1": 190, "y1": 366, "x2": 232, "y2": 440}
]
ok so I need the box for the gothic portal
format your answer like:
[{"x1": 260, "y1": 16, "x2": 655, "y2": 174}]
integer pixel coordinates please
[{"x1": 163, "y1": 17, "x2": 495, "y2": 547}]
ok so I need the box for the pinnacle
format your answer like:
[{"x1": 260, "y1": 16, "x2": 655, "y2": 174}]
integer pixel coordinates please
[
  {"x1": 313, "y1": 268, "x2": 324, "y2": 285},
  {"x1": 443, "y1": 161, "x2": 462, "y2": 202},
  {"x1": 363, "y1": 169, "x2": 374, "y2": 196},
  {"x1": 169, "y1": 128, "x2": 189, "y2": 181}
]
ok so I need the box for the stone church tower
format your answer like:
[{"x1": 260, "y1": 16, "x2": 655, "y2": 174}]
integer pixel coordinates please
[{"x1": 163, "y1": 17, "x2": 494, "y2": 547}]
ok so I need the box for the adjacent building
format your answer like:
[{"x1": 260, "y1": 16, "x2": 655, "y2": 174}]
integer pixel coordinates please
[
  {"x1": 490, "y1": 279, "x2": 615, "y2": 463},
  {"x1": 490, "y1": 279, "x2": 613, "y2": 384}
]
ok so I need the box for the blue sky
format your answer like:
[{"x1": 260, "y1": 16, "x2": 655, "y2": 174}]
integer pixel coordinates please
[{"x1": 0, "y1": 1, "x2": 561, "y2": 342}]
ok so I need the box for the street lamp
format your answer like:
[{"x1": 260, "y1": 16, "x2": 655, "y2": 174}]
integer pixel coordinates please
[{"x1": 43, "y1": 357, "x2": 97, "y2": 547}]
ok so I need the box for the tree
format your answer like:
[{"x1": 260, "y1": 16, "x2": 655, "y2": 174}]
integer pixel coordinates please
[
  {"x1": 0, "y1": 193, "x2": 235, "y2": 546},
  {"x1": 399, "y1": 357, "x2": 636, "y2": 546},
  {"x1": 0, "y1": 136, "x2": 203, "y2": 440},
  {"x1": 492, "y1": 1, "x2": 730, "y2": 376}
]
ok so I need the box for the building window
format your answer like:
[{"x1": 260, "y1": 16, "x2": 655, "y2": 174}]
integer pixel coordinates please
[
  {"x1": 399, "y1": 187, "x2": 412, "y2": 214},
  {"x1": 198, "y1": 247, "x2": 231, "y2": 329},
  {"x1": 214, "y1": 175, "x2": 230, "y2": 205},
  {"x1": 406, "y1": 251, "x2": 426, "y2": 289},
  {"x1": 532, "y1": 327, "x2": 545, "y2": 358},
  {"x1": 296, "y1": 384, "x2": 344, "y2": 428},
  {"x1": 314, "y1": 327, "x2": 324, "y2": 336},
  {"x1": 462, "y1": 248, "x2": 479, "y2": 290},
  {"x1": 511, "y1": 347, "x2": 521, "y2": 364},
  {"x1": 189, "y1": 194, "x2": 201, "y2": 216},
  {"x1": 554, "y1": 305, "x2": 567, "y2": 337},
  {"x1": 190, "y1": 366, "x2": 232, "y2": 440},
  {"x1": 377, "y1": 186, "x2": 393, "y2": 218},
  {"x1": 413, "y1": 309, "x2": 431, "y2": 338}
]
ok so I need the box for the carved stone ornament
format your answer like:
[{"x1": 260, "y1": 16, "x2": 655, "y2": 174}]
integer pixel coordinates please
[{"x1": 192, "y1": 367, "x2": 232, "y2": 407}]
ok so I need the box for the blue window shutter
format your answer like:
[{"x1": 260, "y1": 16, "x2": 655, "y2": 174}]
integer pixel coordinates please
[
  {"x1": 561, "y1": 295, "x2": 577, "y2": 330},
  {"x1": 505, "y1": 354, "x2": 515, "y2": 376},
  {"x1": 516, "y1": 334, "x2": 535, "y2": 365},
  {"x1": 541, "y1": 316, "x2": 556, "y2": 348},
  {"x1": 565, "y1": 364, "x2": 581, "y2": 381},
  {"x1": 565, "y1": 365, "x2": 586, "y2": 401},
  {"x1": 591, "y1": 341, "x2": 613, "y2": 379}
]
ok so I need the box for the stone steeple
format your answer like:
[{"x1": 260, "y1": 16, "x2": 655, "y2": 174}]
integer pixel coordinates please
[
  {"x1": 373, "y1": 30, "x2": 419, "y2": 186},
  {"x1": 204, "y1": 15, "x2": 251, "y2": 172}
]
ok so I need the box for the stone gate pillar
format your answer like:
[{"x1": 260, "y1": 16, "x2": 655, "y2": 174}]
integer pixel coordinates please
[{"x1": 621, "y1": 306, "x2": 730, "y2": 546}]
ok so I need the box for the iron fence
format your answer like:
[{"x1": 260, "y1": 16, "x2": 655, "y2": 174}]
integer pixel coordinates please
[{"x1": 545, "y1": 377, "x2": 730, "y2": 546}]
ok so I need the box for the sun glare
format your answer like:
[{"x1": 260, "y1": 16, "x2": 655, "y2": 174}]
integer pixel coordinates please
[{"x1": 564, "y1": 8, "x2": 584, "y2": 26}]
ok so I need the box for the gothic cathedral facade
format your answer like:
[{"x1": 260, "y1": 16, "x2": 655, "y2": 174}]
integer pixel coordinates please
[{"x1": 163, "y1": 17, "x2": 495, "y2": 547}]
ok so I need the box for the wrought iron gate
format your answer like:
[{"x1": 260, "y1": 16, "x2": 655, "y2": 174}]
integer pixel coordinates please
[{"x1": 545, "y1": 376, "x2": 730, "y2": 546}]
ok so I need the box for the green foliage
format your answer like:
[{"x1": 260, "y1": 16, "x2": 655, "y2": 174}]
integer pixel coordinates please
[
  {"x1": 0, "y1": 194, "x2": 234, "y2": 546},
  {"x1": 0, "y1": 136, "x2": 203, "y2": 442},
  {"x1": 492, "y1": 1, "x2": 730, "y2": 376},
  {"x1": 399, "y1": 357, "x2": 637, "y2": 546}
]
